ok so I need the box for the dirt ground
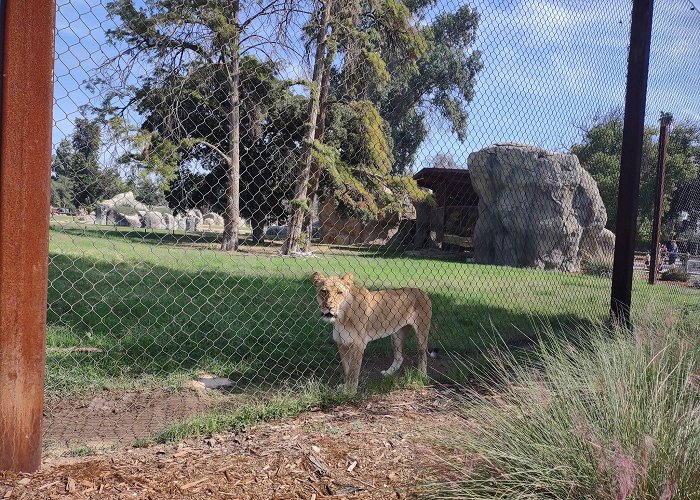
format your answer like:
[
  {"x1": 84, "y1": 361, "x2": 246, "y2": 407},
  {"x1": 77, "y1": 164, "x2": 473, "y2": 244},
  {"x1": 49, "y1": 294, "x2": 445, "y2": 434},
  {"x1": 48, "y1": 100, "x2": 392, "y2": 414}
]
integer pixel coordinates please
[
  {"x1": 42, "y1": 390, "x2": 216, "y2": 450},
  {"x1": 1, "y1": 388, "x2": 461, "y2": 499}
]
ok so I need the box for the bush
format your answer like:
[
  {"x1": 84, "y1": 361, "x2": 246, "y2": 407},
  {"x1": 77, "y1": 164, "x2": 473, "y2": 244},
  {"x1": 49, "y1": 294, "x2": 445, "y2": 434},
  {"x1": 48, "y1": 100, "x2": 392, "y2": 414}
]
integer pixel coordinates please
[
  {"x1": 430, "y1": 316, "x2": 700, "y2": 499},
  {"x1": 581, "y1": 258, "x2": 613, "y2": 278},
  {"x1": 692, "y1": 277, "x2": 700, "y2": 289},
  {"x1": 660, "y1": 268, "x2": 689, "y2": 282}
]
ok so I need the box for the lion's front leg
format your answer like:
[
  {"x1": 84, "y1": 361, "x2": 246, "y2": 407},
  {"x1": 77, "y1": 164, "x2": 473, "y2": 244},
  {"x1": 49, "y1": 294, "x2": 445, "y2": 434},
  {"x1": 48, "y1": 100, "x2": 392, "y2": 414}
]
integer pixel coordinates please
[
  {"x1": 336, "y1": 343, "x2": 352, "y2": 392},
  {"x1": 336, "y1": 342, "x2": 364, "y2": 394}
]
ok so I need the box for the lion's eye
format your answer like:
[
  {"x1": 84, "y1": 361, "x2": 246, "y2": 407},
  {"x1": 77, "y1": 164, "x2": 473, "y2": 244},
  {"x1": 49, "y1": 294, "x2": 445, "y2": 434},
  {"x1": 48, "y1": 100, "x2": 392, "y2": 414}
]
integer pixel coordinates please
[{"x1": 336, "y1": 291, "x2": 343, "y2": 295}]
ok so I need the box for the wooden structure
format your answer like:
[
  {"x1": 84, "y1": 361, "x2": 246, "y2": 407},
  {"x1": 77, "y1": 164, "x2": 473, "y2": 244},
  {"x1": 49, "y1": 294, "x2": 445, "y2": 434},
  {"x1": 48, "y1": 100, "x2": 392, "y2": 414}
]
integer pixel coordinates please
[
  {"x1": 412, "y1": 168, "x2": 479, "y2": 250},
  {"x1": 0, "y1": 0, "x2": 56, "y2": 472}
]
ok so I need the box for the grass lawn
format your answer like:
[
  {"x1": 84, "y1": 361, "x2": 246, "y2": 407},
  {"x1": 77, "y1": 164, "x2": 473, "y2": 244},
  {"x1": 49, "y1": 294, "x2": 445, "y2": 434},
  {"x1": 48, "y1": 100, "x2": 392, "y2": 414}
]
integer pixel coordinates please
[{"x1": 46, "y1": 226, "x2": 699, "y2": 397}]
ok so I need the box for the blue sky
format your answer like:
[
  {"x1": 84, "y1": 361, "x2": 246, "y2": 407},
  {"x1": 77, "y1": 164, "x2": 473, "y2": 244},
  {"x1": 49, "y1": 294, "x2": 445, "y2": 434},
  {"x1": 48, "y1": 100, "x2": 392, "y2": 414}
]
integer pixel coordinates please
[{"x1": 53, "y1": 0, "x2": 700, "y2": 173}]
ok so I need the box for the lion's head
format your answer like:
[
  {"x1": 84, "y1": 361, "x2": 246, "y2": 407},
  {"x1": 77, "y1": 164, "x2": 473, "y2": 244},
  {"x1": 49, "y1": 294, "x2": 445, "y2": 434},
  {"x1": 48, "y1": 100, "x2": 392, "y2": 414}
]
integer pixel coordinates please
[{"x1": 311, "y1": 272, "x2": 355, "y2": 323}]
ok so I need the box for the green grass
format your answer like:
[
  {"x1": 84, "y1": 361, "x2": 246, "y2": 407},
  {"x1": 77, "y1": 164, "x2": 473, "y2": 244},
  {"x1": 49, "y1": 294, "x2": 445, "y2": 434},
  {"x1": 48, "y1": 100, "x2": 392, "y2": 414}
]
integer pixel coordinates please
[
  {"x1": 46, "y1": 227, "x2": 698, "y2": 397},
  {"x1": 427, "y1": 313, "x2": 700, "y2": 499},
  {"x1": 62, "y1": 446, "x2": 97, "y2": 458},
  {"x1": 152, "y1": 369, "x2": 427, "y2": 444}
]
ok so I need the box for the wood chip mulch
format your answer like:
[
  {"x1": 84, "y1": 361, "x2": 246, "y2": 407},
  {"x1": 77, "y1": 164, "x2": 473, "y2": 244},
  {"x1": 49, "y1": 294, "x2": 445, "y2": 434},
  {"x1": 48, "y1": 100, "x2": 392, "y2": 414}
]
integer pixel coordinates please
[{"x1": 1, "y1": 388, "x2": 461, "y2": 499}]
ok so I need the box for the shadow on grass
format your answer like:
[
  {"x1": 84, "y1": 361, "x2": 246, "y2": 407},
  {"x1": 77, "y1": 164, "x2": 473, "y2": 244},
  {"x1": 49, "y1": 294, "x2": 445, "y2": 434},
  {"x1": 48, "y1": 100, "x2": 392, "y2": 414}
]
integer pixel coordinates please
[{"x1": 47, "y1": 251, "x2": 602, "y2": 396}]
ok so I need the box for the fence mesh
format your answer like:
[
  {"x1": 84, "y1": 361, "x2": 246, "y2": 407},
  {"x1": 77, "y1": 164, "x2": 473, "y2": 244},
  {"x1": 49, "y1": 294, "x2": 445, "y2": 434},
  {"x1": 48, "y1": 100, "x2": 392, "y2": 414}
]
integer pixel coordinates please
[{"x1": 47, "y1": 0, "x2": 700, "y2": 451}]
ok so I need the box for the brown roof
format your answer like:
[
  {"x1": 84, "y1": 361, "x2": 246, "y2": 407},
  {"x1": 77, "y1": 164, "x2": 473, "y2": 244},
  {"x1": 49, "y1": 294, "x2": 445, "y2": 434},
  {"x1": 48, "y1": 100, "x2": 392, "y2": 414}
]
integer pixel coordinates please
[
  {"x1": 413, "y1": 167, "x2": 478, "y2": 207},
  {"x1": 413, "y1": 167, "x2": 470, "y2": 181}
]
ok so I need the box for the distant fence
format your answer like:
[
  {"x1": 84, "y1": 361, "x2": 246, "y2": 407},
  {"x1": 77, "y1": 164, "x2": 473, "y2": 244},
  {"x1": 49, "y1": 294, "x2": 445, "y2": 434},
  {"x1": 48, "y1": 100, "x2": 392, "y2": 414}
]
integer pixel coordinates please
[{"x1": 29, "y1": 0, "x2": 700, "y2": 454}]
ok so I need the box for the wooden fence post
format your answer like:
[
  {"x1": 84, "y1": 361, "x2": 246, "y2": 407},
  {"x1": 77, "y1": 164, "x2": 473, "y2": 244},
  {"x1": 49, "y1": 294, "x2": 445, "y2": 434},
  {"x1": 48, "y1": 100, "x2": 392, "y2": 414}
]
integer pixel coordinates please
[{"x1": 0, "y1": 0, "x2": 56, "y2": 472}]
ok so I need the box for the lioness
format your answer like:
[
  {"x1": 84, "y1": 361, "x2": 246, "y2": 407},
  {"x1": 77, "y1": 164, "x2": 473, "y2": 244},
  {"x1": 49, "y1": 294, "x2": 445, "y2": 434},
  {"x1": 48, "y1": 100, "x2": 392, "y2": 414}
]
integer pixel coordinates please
[{"x1": 312, "y1": 272, "x2": 432, "y2": 393}]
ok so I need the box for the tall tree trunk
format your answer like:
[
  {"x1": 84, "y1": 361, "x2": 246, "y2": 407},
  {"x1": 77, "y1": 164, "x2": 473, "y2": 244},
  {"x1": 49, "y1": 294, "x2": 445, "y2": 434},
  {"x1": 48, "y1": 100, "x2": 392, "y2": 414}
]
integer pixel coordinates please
[
  {"x1": 221, "y1": 0, "x2": 241, "y2": 252},
  {"x1": 302, "y1": 47, "x2": 333, "y2": 253},
  {"x1": 281, "y1": 0, "x2": 332, "y2": 255},
  {"x1": 251, "y1": 210, "x2": 265, "y2": 244}
]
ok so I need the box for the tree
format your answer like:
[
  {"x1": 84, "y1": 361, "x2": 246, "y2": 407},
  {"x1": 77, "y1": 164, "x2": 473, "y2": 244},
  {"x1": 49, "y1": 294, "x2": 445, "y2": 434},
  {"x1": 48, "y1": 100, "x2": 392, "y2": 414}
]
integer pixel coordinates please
[
  {"x1": 50, "y1": 174, "x2": 74, "y2": 209},
  {"x1": 51, "y1": 118, "x2": 124, "y2": 209},
  {"x1": 378, "y1": 3, "x2": 483, "y2": 174},
  {"x1": 282, "y1": 0, "x2": 333, "y2": 255},
  {"x1": 134, "y1": 175, "x2": 166, "y2": 206},
  {"x1": 98, "y1": 0, "x2": 297, "y2": 250},
  {"x1": 131, "y1": 57, "x2": 305, "y2": 242},
  {"x1": 162, "y1": 75, "x2": 307, "y2": 242},
  {"x1": 282, "y1": 0, "x2": 439, "y2": 253},
  {"x1": 572, "y1": 111, "x2": 700, "y2": 237},
  {"x1": 432, "y1": 153, "x2": 461, "y2": 169}
]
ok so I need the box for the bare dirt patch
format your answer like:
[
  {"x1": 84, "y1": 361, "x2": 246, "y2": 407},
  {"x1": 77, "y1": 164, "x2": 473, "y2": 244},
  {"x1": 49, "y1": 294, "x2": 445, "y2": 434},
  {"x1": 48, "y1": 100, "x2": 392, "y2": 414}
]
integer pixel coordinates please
[
  {"x1": 3, "y1": 388, "x2": 459, "y2": 499},
  {"x1": 43, "y1": 389, "x2": 216, "y2": 453}
]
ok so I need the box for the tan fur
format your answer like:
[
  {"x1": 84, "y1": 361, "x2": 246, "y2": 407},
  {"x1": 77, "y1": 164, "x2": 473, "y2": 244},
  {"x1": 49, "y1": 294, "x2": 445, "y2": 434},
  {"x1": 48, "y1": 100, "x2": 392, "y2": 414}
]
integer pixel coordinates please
[{"x1": 311, "y1": 272, "x2": 432, "y2": 393}]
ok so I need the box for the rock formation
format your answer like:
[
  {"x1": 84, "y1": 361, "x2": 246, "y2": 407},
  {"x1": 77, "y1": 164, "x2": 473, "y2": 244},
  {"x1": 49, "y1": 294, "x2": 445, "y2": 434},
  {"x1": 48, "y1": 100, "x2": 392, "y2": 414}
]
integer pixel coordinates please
[{"x1": 468, "y1": 143, "x2": 614, "y2": 272}]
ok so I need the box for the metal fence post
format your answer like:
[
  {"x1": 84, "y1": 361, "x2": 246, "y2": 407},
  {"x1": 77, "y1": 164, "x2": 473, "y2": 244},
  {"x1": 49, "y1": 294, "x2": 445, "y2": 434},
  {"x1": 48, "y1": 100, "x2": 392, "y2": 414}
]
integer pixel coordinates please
[
  {"x1": 648, "y1": 112, "x2": 672, "y2": 285},
  {"x1": 0, "y1": 0, "x2": 56, "y2": 472},
  {"x1": 610, "y1": 0, "x2": 656, "y2": 327}
]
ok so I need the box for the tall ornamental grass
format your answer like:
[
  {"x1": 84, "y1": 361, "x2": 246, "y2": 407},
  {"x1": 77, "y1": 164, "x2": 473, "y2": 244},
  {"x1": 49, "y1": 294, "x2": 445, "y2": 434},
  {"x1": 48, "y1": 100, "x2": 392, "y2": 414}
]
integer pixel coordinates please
[{"x1": 431, "y1": 314, "x2": 700, "y2": 499}]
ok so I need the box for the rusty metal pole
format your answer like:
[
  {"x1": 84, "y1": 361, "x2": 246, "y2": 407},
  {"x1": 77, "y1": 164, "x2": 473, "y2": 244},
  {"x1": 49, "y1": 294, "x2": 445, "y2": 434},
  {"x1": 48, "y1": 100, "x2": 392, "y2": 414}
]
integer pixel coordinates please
[
  {"x1": 648, "y1": 113, "x2": 672, "y2": 285},
  {"x1": 0, "y1": 0, "x2": 56, "y2": 472},
  {"x1": 610, "y1": 0, "x2": 655, "y2": 326}
]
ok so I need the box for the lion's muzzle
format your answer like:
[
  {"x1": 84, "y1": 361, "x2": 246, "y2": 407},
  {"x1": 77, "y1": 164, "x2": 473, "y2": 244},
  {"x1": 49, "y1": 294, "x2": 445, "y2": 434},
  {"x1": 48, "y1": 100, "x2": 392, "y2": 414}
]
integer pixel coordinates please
[{"x1": 320, "y1": 310, "x2": 337, "y2": 322}]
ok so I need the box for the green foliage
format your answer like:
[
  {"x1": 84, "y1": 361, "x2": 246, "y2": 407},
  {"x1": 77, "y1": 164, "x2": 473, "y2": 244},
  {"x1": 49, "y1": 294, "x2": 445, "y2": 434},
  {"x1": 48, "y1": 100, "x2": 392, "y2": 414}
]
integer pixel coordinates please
[
  {"x1": 322, "y1": 0, "x2": 482, "y2": 174},
  {"x1": 381, "y1": 4, "x2": 483, "y2": 173},
  {"x1": 100, "y1": 0, "x2": 303, "y2": 227},
  {"x1": 572, "y1": 111, "x2": 700, "y2": 235},
  {"x1": 51, "y1": 118, "x2": 125, "y2": 210},
  {"x1": 50, "y1": 175, "x2": 75, "y2": 209},
  {"x1": 134, "y1": 175, "x2": 167, "y2": 206},
  {"x1": 581, "y1": 257, "x2": 614, "y2": 278},
  {"x1": 660, "y1": 267, "x2": 690, "y2": 282},
  {"x1": 113, "y1": 126, "x2": 181, "y2": 188},
  {"x1": 63, "y1": 446, "x2": 97, "y2": 458},
  {"x1": 430, "y1": 315, "x2": 700, "y2": 499},
  {"x1": 153, "y1": 381, "x2": 340, "y2": 443},
  {"x1": 290, "y1": 198, "x2": 309, "y2": 211},
  {"x1": 321, "y1": 100, "x2": 426, "y2": 221},
  {"x1": 152, "y1": 368, "x2": 426, "y2": 444}
]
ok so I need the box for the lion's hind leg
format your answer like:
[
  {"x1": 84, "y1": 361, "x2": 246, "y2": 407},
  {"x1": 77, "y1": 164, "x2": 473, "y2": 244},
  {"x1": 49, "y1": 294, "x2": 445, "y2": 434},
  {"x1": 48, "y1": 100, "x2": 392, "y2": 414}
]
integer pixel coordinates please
[
  {"x1": 414, "y1": 306, "x2": 432, "y2": 377},
  {"x1": 382, "y1": 326, "x2": 409, "y2": 376}
]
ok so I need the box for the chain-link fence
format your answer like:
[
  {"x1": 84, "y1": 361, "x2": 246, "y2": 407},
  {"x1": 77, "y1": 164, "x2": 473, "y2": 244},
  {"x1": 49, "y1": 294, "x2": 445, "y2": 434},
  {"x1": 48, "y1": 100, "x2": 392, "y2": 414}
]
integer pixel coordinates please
[{"x1": 46, "y1": 0, "x2": 700, "y2": 451}]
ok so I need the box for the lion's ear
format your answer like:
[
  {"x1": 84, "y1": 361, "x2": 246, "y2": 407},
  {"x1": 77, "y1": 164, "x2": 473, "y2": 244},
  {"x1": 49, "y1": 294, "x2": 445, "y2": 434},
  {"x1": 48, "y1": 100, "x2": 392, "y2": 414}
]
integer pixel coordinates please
[
  {"x1": 312, "y1": 272, "x2": 325, "y2": 286},
  {"x1": 341, "y1": 273, "x2": 354, "y2": 284}
]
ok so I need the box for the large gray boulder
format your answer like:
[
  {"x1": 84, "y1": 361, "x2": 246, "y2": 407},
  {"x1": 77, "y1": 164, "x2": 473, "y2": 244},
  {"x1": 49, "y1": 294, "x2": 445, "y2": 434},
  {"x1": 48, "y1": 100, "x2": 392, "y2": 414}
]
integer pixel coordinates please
[
  {"x1": 162, "y1": 213, "x2": 176, "y2": 230},
  {"x1": 174, "y1": 214, "x2": 187, "y2": 231},
  {"x1": 121, "y1": 214, "x2": 142, "y2": 228},
  {"x1": 95, "y1": 191, "x2": 147, "y2": 212},
  {"x1": 142, "y1": 211, "x2": 168, "y2": 229},
  {"x1": 468, "y1": 143, "x2": 614, "y2": 272},
  {"x1": 580, "y1": 228, "x2": 616, "y2": 264},
  {"x1": 202, "y1": 212, "x2": 224, "y2": 226},
  {"x1": 95, "y1": 192, "x2": 149, "y2": 226}
]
